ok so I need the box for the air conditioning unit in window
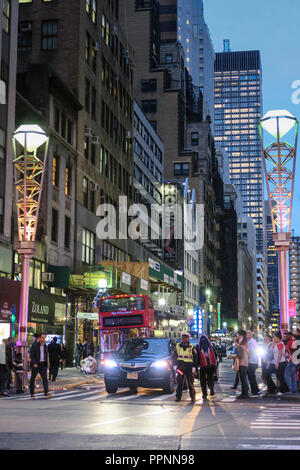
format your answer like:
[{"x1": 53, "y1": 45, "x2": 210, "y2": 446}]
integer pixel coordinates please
[
  {"x1": 93, "y1": 42, "x2": 100, "y2": 52},
  {"x1": 42, "y1": 273, "x2": 54, "y2": 283},
  {"x1": 84, "y1": 126, "x2": 93, "y2": 137},
  {"x1": 125, "y1": 131, "x2": 132, "y2": 140},
  {"x1": 90, "y1": 182, "x2": 100, "y2": 191},
  {"x1": 91, "y1": 136, "x2": 101, "y2": 145},
  {"x1": 20, "y1": 22, "x2": 32, "y2": 32}
]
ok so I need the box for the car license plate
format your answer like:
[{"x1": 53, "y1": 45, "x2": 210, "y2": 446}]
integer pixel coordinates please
[{"x1": 127, "y1": 373, "x2": 138, "y2": 380}]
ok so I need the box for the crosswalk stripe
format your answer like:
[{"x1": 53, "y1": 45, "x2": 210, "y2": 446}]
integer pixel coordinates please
[
  {"x1": 251, "y1": 426, "x2": 300, "y2": 429},
  {"x1": 82, "y1": 393, "x2": 108, "y2": 401},
  {"x1": 19, "y1": 392, "x2": 49, "y2": 400},
  {"x1": 51, "y1": 390, "x2": 100, "y2": 400},
  {"x1": 150, "y1": 393, "x2": 175, "y2": 401},
  {"x1": 253, "y1": 422, "x2": 300, "y2": 425},
  {"x1": 117, "y1": 393, "x2": 141, "y2": 401},
  {"x1": 239, "y1": 444, "x2": 300, "y2": 450},
  {"x1": 221, "y1": 397, "x2": 236, "y2": 402}
]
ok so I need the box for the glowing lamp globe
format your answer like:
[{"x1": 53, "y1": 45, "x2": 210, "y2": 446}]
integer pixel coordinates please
[
  {"x1": 97, "y1": 279, "x2": 108, "y2": 289},
  {"x1": 260, "y1": 110, "x2": 296, "y2": 139},
  {"x1": 14, "y1": 124, "x2": 48, "y2": 152}
]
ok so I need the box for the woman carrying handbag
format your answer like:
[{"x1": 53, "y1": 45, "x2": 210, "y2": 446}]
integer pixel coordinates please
[{"x1": 227, "y1": 330, "x2": 249, "y2": 399}]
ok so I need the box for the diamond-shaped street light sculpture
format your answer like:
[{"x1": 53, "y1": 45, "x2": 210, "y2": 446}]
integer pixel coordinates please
[
  {"x1": 259, "y1": 110, "x2": 298, "y2": 332},
  {"x1": 12, "y1": 125, "x2": 49, "y2": 388}
]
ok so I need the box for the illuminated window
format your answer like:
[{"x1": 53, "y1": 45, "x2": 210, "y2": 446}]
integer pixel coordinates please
[
  {"x1": 85, "y1": 31, "x2": 90, "y2": 62},
  {"x1": 65, "y1": 166, "x2": 71, "y2": 196},
  {"x1": 82, "y1": 228, "x2": 95, "y2": 264},
  {"x1": 92, "y1": 0, "x2": 97, "y2": 24},
  {"x1": 2, "y1": 0, "x2": 10, "y2": 33},
  {"x1": 52, "y1": 156, "x2": 59, "y2": 187}
]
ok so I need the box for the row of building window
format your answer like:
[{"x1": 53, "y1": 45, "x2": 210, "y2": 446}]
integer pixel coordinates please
[
  {"x1": 133, "y1": 113, "x2": 162, "y2": 162},
  {"x1": 101, "y1": 100, "x2": 131, "y2": 156},
  {"x1": 85, "y1": 0, "x2": 97, "y2": 24},
  {"x1": 134, "y1": 139, "x2": 162, "y2": 183},
  {"x1": 52, "y1": 209, "x2": 71, "y2": 249},
  {"x1": 83, "y1": 177, "x2": 96, "y2": 212},
  {"x1": 14, "y1": 253, "x2": 46, "y2": 291},
  {"x1": 101, "y1": 13, "x2": 132, "y2": 82},
  {"x1": 101, "y1": 55, "x2": 132, "y2": 117},
  {"x1": 99, "y1": 145, "x2": 131, "y2": 196},
  {"x1": 134, "y1": 165, "x2": 162, "y2": 205},
  {"x1": 52, "y1": 155, "x2": 72, "y2": 197},
  {"x1": 54, "y1": 106, "x2": 74, "y2": 145},
  {"x1": 18, "y1": 20, "x2": 58, "y2": 51}
]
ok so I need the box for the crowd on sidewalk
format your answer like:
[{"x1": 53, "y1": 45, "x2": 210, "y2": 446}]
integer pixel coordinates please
[{"x1": 227, "y1": 328, "x2": 300, "y2": 399}]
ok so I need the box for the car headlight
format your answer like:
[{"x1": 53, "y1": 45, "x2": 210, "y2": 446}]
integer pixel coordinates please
[
  {"x1": 104, "y1": 359, "x2": 118, "y2": 368},
  {"x1": 151, "y1": 360, "x2": 169, "y2": 368}
]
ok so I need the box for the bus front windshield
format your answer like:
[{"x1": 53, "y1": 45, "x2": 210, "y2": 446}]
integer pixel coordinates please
[{"x1": 100, "y1": 297, "x2": 145, "y2": 313}]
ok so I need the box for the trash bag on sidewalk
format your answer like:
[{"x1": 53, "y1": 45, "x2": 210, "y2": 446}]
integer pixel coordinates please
[
  {"x1": 284, "y1": 362, "x2": 298, "y2": 393},
  {"x1": 80, "y1": 356, "x2": 97, "y2": 374}
]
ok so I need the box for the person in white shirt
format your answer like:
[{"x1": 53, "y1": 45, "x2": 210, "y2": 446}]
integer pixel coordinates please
[{"x1": 246, "y1": 331, "x2": 260, "y2": 396}]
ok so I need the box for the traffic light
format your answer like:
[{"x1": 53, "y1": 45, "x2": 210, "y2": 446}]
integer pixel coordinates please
[{"x1": 11, "y1": 306, "x2": 16, "y2": 338}]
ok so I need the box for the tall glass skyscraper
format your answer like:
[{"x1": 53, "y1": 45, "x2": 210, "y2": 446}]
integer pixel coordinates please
[
  {"x1": 177, "y1": 0, "x2": 215, "y2": 128},
  {"x1": 214, "y1": 47, "x2": 266, "y2": 255}
]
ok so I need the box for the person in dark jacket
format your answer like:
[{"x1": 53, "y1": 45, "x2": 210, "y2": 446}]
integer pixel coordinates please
[
  {"x1": 198, "y1": 334, "x2": 217, "y2": 398},
  {"x1": 48, "y1": 337, "x2": 62, "y2": 381},
  {"x1": 60, "y1": 343, "x2": 66, "y2": 370},
  {"x1": 89, "y1": 342, "x2": 95, "y2": 357},
  {"x1": 29, "y1": 333, "x2": 53, "y2": 398},
  {"x1": 173, "y1": 332, "x2": 198, "y2": 403},
  {"x1": 74, "y1": 341, "x2": 83, "y2": 367},
  {"x1": 82, "y1": 340, "x2": 88, "y2": 359}
]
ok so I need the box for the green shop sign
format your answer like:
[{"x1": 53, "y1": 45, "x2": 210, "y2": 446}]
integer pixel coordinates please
[{"x1": 148, "y1": 258, "x2": 183, "y2": 290}]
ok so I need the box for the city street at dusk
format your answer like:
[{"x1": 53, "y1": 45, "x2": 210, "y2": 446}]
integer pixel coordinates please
[
  {"x1": 1, "y1": 0, "x2": 300, "y2": 456},
  {"x1": 1, "y1": 361, "x2": 300, "y2": 451}
]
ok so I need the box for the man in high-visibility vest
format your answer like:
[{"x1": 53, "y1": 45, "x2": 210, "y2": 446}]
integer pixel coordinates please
[{"x1": 173, "y1": 332, "x2": 198, "y2": 402}]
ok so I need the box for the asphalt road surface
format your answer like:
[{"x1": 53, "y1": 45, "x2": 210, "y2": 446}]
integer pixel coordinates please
[{"x1": 1, "y1": 361, "x2": 300, "y2": 450}]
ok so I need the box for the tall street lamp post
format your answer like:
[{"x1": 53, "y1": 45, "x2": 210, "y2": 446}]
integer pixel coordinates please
[
  {"x1": 12, "y1": 124, "x2": 49, "y2": 388},
  {"x1": 259, "y1": 111, "x2": 298, "y2": 332},
  {"x1": 205, "y1": 289, "x2": 211, "y2": 336}
]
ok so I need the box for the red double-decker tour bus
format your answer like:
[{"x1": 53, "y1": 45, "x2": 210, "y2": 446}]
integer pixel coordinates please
[{"x1": 98, "y1": 294, "x2": 155, "y2": 356}]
